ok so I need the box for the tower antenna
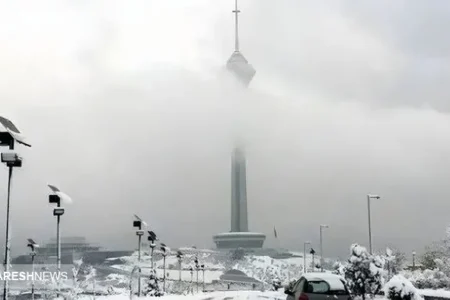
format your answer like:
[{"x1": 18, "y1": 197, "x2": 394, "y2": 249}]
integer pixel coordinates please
[{"x1": 232, "y1": 0, "x2": 240, "y2": 52}]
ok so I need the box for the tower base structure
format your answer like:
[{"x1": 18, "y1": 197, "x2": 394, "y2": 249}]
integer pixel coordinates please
[{"x1": 213, "y1": 232, "x2": 266, "y2": 249}]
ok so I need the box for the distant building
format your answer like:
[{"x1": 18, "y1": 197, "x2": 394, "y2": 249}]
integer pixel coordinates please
[
  {"x1": 405, "y1": 263, "x2": 425, "y2": 271},
  {"x1": 218, "y1": 269, "x2": 261, "y2": 284},
  {"x1": 37, "y1": 236, "x2": 101, "y2": 257},
  {"x1": 12, "y1": 236, "x2": 131, "y2": 265}
]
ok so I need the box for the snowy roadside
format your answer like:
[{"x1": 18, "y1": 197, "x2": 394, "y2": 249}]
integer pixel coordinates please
[
  {"x1": 77, "y1": 291, "x2": 286, "y2": 300},
  {"x1": 420, "y1": 289, "x2": 450, "y2": 299}
]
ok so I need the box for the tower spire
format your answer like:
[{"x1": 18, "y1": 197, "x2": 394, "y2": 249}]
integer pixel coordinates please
[
  {"x1": 232, "y1": 0, "x2": 240, "y2": 52},
  {"x1": 226, "y1": 0, "x2": 255, "y2": 86}
]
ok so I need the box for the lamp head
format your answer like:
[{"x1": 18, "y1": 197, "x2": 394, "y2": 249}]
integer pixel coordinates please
[
  {"x1": 1, "y1": 152, "x2": 22, "y2": 167},
  {"x1": 133, "y1": 215, "x2": 147, "y2": 227},
  {"x1": 27, "y1": 239, "x2": 39, "y2": 251},
  {"x1": 0, "y1": 116, "x2": 31, "y2": 148},
  {"x1": 48, "y1": 185, "x2": 72, "y2": 205},
  {"x1": 53, "y1": 207, "x2": 65, "y2": 216},
  {"x1": 133, "y1": 220, "x2": 142, "y2": 229},
  {"x1": 148, "y1": 231, "x2": 157, "y2": 241}
]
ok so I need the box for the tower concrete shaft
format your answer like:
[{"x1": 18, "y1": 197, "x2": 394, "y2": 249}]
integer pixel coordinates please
[
  {"x1": 213, "y1": 0, "x2": 265, "y2": 249},
  {"x1": 231, "y1": 147, "x2": 248, "y2": 232},
  {"x1": 228, "y1": 0, "x2": 253, "y2": 233}
]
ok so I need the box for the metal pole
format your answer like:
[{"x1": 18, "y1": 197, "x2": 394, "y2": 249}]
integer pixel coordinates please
[
  {"x1": 150, "y1": 246, "x2": 154, "y2": 270},
  {"x1": 312, "y1": 254, "x2": 315, "y2": 272},
  {"x1": 320, "y1": 227, "x2": 323, "y2": 272},
  {"x1": 57, "y1": 213, "x2": 61, "y2": 298},
  {"x1": 31, "y1": 253, "x2": 35, "y2": 300},
  {"x1": 412, "y1": 252, "x2": 416, "y2": 270},
  {"x1": 367, "y1": 195, "x2": 372, "y2": 254},
  {"x1": 178, "y1": 258, "x2": 182, "y2": 281},
  {"x1": 303, "y1": 243, "x2": 306, "y2": 273},
  {"x1": 202, "y1": 269, "x2": 205, "y2": 292},
  {"x1": 3, "y1": 167, "x2": 13, "y2": 300},
  {"x1": 163, "y1": 256, "x2": 166, "y2": 293},
  {"x1": 196, "y1": 268, "x2": 199, "y2": 293},
  {"x1": 190, "y1": 270, "x2": 193, "y2": 295},
  {"x1": 137, "y1": 235, "x2": 141, "y2": 297},
  {"x1": 138, "y1": 235, "x2": 141, "y2": 262}
]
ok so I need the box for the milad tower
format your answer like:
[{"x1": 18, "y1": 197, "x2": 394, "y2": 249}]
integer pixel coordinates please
[{"x1": 213, "y1": 0, "x2": 266, "y2": 249}]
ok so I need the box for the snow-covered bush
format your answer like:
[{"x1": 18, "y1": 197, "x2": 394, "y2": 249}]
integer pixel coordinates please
[
  {"x1": 68, "y1": 260, "x2": 98, "y2": 298},
  {"x1": 333, "y1": 261, "x2": 346, "y2": 276},
  {"x1": 404, "y1": 269, "x2": 450, "y2": 289},
  {"x1": 272, "y1": 278, "x2": 282, "y2": 291},
  {"x1": 142, "y1": 269, "x2": 163, "y2": 297},
  {"x1": 384, "y1": 275, "x2": 422, "y2": 300},
  {"x1": 344, "y1": 243, "x2": 385, "y2": 299}
]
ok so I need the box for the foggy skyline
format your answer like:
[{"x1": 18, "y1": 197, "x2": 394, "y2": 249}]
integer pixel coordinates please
[{"x1": 1, "y1": 0, "x2": 450, "y2": 259}]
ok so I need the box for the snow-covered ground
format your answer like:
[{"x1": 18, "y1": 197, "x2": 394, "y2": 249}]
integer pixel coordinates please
[
  {"x1": 420, "y1": 289, "x2": 450, "y2": 298},
  {"x1": 78, "y1": 290, "x2": 286, "y2": 300},
  {"x1": 108, "y1": 248, "x2": 317, "y2": 286}
]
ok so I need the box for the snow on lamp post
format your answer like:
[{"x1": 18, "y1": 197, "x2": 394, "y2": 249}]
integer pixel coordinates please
[
  {"x1": 27, "y1": 239, "x2": 39, "y2": 300},
  {"x1": 48, "y1": 184, "x2": 72, "y2": 298},
  {"x1": 412, "y1": 251, "x2": 416, "y2": 270},
  {"x1": 0, "y1": 116, "x2": 31, "y2": 300},
  {"x1": 303, "y1": 241, "x2": 311, "y2": 273},
  {"x1": 160, "y1": 243, "x2": 169, "y2": 293},
  {"x1": 133, "y1": 214, "x2": 147, "y2": 297},
  {"x1": 200, "y1": 264, "x2": 205, "y2": 292},
  {"x1": 189, "y1": 266, "x2": 194, "y2": 294},
  {"x1": 367, "y1": 194, "x2": 380, "y2": 254},
  {"x1": 194, "y1": 257, "x2": 199, "y2": 293},
  {"x1": 310, "y1": 248, "x2": 316, "y2": 272},
  {"x1": 176, "y1": 250, "x2": 183, "y2": 282},
  {"x1": 147, "y1": 231, "x2": 157, "y2": 271},
  {"x1": 320, "y1": 224, "x2": 329, "y2": 272}
]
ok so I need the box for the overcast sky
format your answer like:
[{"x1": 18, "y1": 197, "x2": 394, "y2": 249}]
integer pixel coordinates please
[{"x1": 1, "y1": 0, "x2": 450, "y2": 259}]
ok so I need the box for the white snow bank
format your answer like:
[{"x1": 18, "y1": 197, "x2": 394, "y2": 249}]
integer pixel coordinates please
[
  {"x1": 384, "y1": 275, "x2": 422, "y2": 300},
  {"x1": 419, "y1": 289, "x2": 450, "y2": 299},
  {"x1": 77, "y1": 290, "x2": 286, "y2": 300}
]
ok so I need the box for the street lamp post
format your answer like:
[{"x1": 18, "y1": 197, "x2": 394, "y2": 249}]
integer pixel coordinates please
[
  {"x1": 194, "y1": 257, "x2": 199, "y2": 293},
  {"x1": 133, "y1": 215, "x2": 147, "y2": 297},
  {"x1": 160, "y1": 243, "x2": 169, "y2": 293},
  {"x1": 303, "y1": 241, "x2": 311, "y2": 273},
  {"x1": 200, "y1": 264, "x2": 205, "y2": 292},
  {"x1": 367, "y1": 194, "x2": 380, "y2": 254},
  {"x1": 189, "y1": 266, "x2": 194, "y2": 294},
  {"x1": 176, "y1": 251, "x2": 183, "y2": 282},
  {"x1": 0, "y1": 116, "x2": 31, "y2": 300},
  {"x1": 27, "y1": 239, "x2": 39, "y2": 300},
  {"x1": 310, "y1": 248, "x2": 316, "y2": 272},
  {"x1": 48, "y1": 184, "x2": 72, "y2": 298},
  {"x1": 147, "y1": 231, "x2": 157, "y2": 271},
  {"x1": 320, "y1": 224, "x2": 329, "y2": 272},
  {"x1": 412, "y1": 251, "x2": 416, "y2": 270}
]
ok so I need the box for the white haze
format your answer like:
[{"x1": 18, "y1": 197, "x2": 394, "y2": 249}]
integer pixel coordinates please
[{"x1": 0, "y1": 0, "x2": 449, "y2": 258}]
